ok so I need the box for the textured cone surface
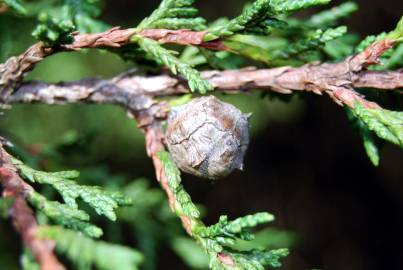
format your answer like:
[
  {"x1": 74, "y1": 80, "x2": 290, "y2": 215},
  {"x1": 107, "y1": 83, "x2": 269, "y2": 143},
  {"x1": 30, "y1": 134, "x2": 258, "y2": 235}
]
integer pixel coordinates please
[{"x1": 165, "y1": 95, "x2": 249, "y2": 180}]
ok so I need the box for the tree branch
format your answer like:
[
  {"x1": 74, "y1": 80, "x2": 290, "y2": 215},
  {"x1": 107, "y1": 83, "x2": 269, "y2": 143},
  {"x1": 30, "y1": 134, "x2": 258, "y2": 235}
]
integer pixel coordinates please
[
  {"x1": 7, "y1": 65, "x2": 402, "y2": 111},
  {"x1": 0, "y1": 27, "x2": 224, "y2": 102},
  {"x1": 0, "y1": 144, "x2": 65, "y2": 270},
  {"x1": 1, "y1": 28, "x2": 402, "y2": 265},
  {"x1": 0, "y1": 27, "x2": 135, "y2": 102},
  {"x1": 1, "y1": 26, "x2": 401, "y2": 105}
]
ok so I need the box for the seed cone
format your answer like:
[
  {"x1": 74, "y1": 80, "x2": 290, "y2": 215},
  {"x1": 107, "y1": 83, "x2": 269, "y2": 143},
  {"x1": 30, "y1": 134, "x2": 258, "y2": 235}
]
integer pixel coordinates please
[{"x1": 165, "y1": 96, "x2": 250, "y2": 180}]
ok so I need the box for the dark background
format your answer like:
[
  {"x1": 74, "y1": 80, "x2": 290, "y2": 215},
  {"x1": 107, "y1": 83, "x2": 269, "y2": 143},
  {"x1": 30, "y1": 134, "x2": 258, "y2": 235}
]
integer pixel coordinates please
[{"x1": 0, "y1": 0, "x2": 402, "y2": 269}]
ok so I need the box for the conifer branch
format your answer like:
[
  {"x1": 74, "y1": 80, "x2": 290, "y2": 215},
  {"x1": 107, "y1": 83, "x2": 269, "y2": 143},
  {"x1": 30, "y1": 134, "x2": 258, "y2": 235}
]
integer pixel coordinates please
[
  {"x1": 133, "y1": 108, "x2": 288, "y2": 269},
  {"x1": 0, "y1": 143, "x2": 65, "y2": 270},
  {"x1": 1, "y1": 1, "x2": 402, "y2": 268},
  {"x1": 0, "y1": 27, "x2": 136, "y2": 102},
  {"x1": 1, "y1": 21, "x2": 401, "y2": 100},
  {"x1": 6, "y1": 39, "x2": 402, "y2": 110}
]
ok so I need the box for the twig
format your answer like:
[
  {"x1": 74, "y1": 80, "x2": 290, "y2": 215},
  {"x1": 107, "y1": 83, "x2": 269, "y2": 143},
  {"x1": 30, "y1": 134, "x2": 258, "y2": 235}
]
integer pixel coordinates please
[
  {"x1": 132, "y1": 107, "x2": 235, "y2": 266},
  {"x1": 138, "y1": 29, "x2": 227, "y2": 50},
  {"x1": 0, "y1": 27, "x2": 135, "y2": 102},
  {"x1": 0, "y1": 144, "x2": 65, "y2": 270}
]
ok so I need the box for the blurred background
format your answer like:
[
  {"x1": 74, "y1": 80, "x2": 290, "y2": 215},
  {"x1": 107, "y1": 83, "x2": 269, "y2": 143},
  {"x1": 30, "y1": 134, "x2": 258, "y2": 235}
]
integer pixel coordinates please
[{"x1": 0, "y1": 0, "x2": 402, "y2": 269}]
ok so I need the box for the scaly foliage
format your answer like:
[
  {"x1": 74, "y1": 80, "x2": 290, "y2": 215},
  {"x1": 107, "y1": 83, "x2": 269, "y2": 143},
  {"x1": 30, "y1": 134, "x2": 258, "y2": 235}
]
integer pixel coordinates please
[
  {"x1": 13, "y1": 158, "x2": 132, "y2": 221},
  {"x1": 273, "y1": 26, "x2": 347, "y2": 59},
  {"x1": 28, "y1": 191, "x2": 103, "y2": 237},
  {"x1": 134, "y1": 0, "x2": 212, "y2": 94},
  {"x1": 21, "y1": 249, "x2": 40, "y2": 270},
  {"x1": 137, "y1": 37, "x2": 214, "y2": 94},
  {"x1": 7, "y1": 157, "x2": 131, "y2": 238},
  {"x1": 352, "y1": 104, "x2": 403, "y2": 148},
  {"x1": 138, "y1": 0, "x2": 206, "y2": 31},
  {"x1": 343, "y1": 16, "x2": 403, "y2": 164},
  {"x1": 205, "y1": 0, "x2": 330, "y2": 41},
  {"x1": 157, "y1": 151, "x2": 288, "y2": 270},
  {"x1": 306, "y1": 1, "x2": 358, "y2": 28},
  {"x1": 347, "y1": 109, "x2": 381, "y2": 166},
  {"x1": 37, "y1": 226, "x2": 143, "y2": 270},
  {"x1": 32, "y1": 13, "x2": 76, "y2": 46}
]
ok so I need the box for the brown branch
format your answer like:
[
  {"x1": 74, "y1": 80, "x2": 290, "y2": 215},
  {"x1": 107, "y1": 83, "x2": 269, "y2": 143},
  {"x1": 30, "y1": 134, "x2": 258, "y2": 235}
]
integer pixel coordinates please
[
  {"x1": 0, "y1": 27, "x2": 135, "y2": 102},
  {"x1": 63, "y1": 27, "x2": 136, "y2": 50},
  {"x1": 0, "y1": 144, "x2": 65, "y2": 270},
  {"x1": 1, "y1": 25, "x2": 401, "y2": 106},
  {"x1": 0, "y1": 27, "x2": 224, "y2": 102},
  {"x1": 138, "y1": 29, "x2": 227, "y2": 50},
  {"x1": 7, "y1": 65, "x2": 402, "y2": 111}
]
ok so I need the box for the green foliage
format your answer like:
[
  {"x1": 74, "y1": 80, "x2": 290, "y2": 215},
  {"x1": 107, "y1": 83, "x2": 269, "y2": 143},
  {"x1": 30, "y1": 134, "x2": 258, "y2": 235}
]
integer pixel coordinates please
[
  {"x1": 137, "y1": 37, "x2": 213, "y2": 94},
  {"x1": 222, "y1": 248, "x2": 289, "y2": 270},
  {"x1": 306, "y1": 1, "x2": 358, "y2": 28},
  {"x1": 219, "y1": 26, "x2": 347, "y2": 66},
  {"x1": 198, "y1": 214, "x2": 289, "y2": 270},
  {"x1": 13, "y1": 158, "x2": 132, "y2": 221},
  {"x1": 32, "y1": 13, "x2": 76, "y2": 46},
  {"x1": 157, "y1": 151, "x2": 288, "y2": 270},
  {"x1": 32, "y1": 13, "x2": 75, "y2": 46},
  {"x1": 133, "y1": 0, "x2": 213, "y2": 94},
  {"x1": 345, "y1": 17, "x2": 403, "y2": 165},
  {"x1": 323, "y1": 33, "x2": 358, "y2": 60},
  {"x1": 386, "y1": 16, "x2": 403, "y2": 40},
  {"x1": 273, "y1": 26, "x2": 347, "y2": 59},
  {"x1": 138, "y1": 0, "x2": 206, "y2": 31},
  {"x1": 347, "y1": 109, "x2": 380, "y2": 166},
  {"x1": 204, "y1": 0, "x2": 329, "y2": 41},
  {"x1": 118, "y1": 178, "x2": 204, "y2": 270},
  {"x1": 30, "y1": 0, "x2": 108, "y2": 44},
  {"x1": 20, "y1": 249, "x2": 40, "y2": 270},
  {"x1": 157, "y1": 151, "x2": 201, "y2": 219},
  {"x1": 269, "y1": 0, "x2": 330, "y2": 13},
  {"x1": 362, "y1": 131, "x2": 380, "y2": 166},
  {"x1": 222, "y1": 35, "x2": 283, "y2": 64},
  {"x1": 37, "y1": 226, "x2": 143, "y2": 270},
  {"x1": 196, "y1": 213, "x2": 275, "y2": 242},
  {"x1": 63, "y1": 0, "x2": 108, "y2": 33},
  {"x1": 205, "y1": 0, "x2": 274, "y2": 41},
  {"x1": 28, "y1": 191, "x2": 103, "y2": 237},
  {"x1": 352, "y1": 104, "x2": 403, "y2": 148}
]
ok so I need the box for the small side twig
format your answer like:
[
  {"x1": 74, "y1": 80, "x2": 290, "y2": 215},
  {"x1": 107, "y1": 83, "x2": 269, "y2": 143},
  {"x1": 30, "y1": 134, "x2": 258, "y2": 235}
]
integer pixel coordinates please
[
  {"x1": 0, "y1": 144, "x2": 65, "y2": 270},
  {"x1": 138, "y1": 29, "x2": 227, "y2": 50},
  {"x1": 0, "y1": 27, "x2": 135, "y2": 102}
]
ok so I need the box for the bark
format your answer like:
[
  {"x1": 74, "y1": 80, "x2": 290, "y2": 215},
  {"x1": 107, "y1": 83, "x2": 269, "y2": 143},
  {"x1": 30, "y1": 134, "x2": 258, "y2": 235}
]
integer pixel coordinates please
[
  {"x1": 8, "y1": 65, "x2": 402, "y2": 111},
  {"x1": 0, "y1": 144, "x2": 65, "y2": 270}
]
